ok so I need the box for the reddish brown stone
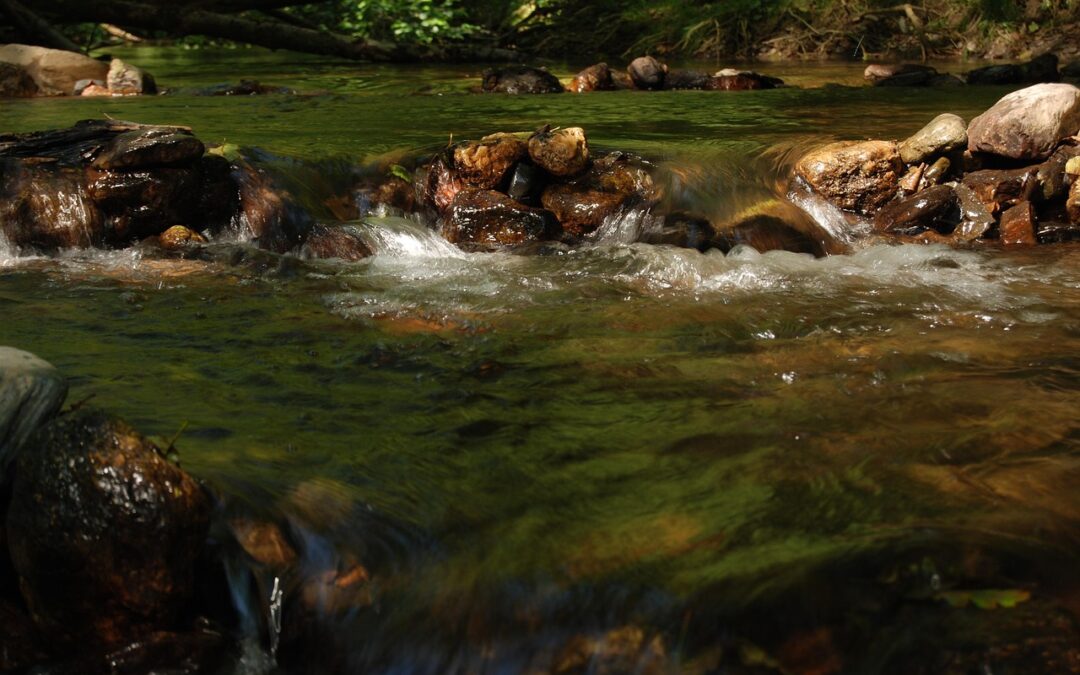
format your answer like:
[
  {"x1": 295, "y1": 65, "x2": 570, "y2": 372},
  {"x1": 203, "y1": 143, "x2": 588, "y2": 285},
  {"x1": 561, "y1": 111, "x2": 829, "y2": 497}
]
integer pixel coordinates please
[
  {"x1": 415, "y1": 155, "x2": 466, "y2": 214},
  {"x1": 541, "y1": 183, "x2": 627, "y2": 236},
  {"x1": 300, "y1": 223, "x2": 372, "y2": 261},
  {"x1": 961, "y1": 167, "x2": 1038, "y2": 214},
  {"x1": 794, "y1": 141, "x2": 903, "y2": 214},
  {"x1": 229, "y1": 518, "x2": 298, "y2": 568},
  {"x1": 452, "y1": 134, "x2": 527, "y2": 189},
  {"x1": 442, "y1": 188, "x2": 557, "y2": 250},
  {"x1": 999, "y1": 201, "x2": 1037, "y2": 246},
  {"x1": 569, "y1": 63, "x2": 615, "y2": 93}
]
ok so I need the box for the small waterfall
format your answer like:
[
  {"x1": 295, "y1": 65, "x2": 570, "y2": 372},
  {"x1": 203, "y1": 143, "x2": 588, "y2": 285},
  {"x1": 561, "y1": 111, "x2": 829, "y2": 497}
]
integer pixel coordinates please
[
  {"x1": 590, "y1": 208, "x2": 659, "y2": 246},
  {"x1": 787, "y1": 180, "x2": 871, "y2": 245},
  {"x1": 358, "y1": 216, "x2": 465, "y2": 259}
]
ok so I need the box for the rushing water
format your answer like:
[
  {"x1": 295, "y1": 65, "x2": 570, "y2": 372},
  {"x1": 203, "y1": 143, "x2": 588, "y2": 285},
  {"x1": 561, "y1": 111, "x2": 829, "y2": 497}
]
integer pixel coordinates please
[{"x1": 1, "y1": 49, "x2": 1079, "y2": 673}]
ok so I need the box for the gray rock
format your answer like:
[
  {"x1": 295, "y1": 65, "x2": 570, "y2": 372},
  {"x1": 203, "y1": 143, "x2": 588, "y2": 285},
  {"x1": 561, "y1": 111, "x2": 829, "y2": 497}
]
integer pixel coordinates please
[
  {"x1": 968, "y1": 83, "x2": 1080, "y2": 161},
  {"x1": 0, "y1": 43, "x2": 108, "y2": 96},
  {"x1": 900, "y1": 113, "x2": 968, "y2": 165},
  {"x1": 0, "y1": 347, "x2": 67, "y2": 478},
  {"x1": 106, "y1": 58, "x2": 156, "y2": 95}
]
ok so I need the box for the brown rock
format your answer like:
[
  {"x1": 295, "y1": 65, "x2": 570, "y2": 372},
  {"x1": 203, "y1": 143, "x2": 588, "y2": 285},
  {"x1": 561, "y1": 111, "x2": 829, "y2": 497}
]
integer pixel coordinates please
[
  {"x1": 415, "y1": 155, "x2": 466, "y2": 214},
  {"x1": 91, "y1": 128, "x2": 205, "y2": 170},
  {"x1": 898, "y1": 164, "x2": 924, "y2": 193},
  {"x1": 953, "y1": 183, "x2": 995, "y2": 241},
  {"x1": 158, "y1": 225, "x2": 207, "y2": 250},
  {"x1": 1067, "y1": 180, "x2": 1080, "y2": 224},
  {"x1": 78, "y1": 81, "x2": 110, "y2": 97},
  {"x1": 232, "y1": 161, "x2": 313, "y2": 253},
  {"x1": 999, "y1": 201, "x2": 1037, "y2": 246},
  {"x1": 0, "y1": 62, "x2": 37, "y2": 97},
  {"x1": 300, "y1": 223, "x2": 372, "y2": 261},
  {"x1": 714, "y1": 200, "x2": 845, "y2": 256},
  {"x1": 967, "y1": 83, "x2": 1080, "y2": 161},
  {"x1": 228, "y1": 518, "x2": 298, "y2": 568},
  {"x1": 793, "y1": 140, "x2": 903, "y2": 214},
  {"x1": 106, "y1": 58, "x2": 156, "y2": 96},
  {"x1": 0, "y1": 161, "x2": 104, "y2": 250},
  {"x1": 0, "y1": 44, "x2": 109, "y2": 96},
  {"x1": 87, "y1": 167, "x2": 204, "y2": 243},
  {"x1": 627, "y1": 56, "x2": 667, "y2": 90},
  {"x1": 528, "y1": 127, "x2": 589, "y2": 177},
  {"x1": 5, "y1": 410, "x2": 210, "y2": 649},
  {"x1": 541, "y1": 184, "x2": 627, "y2": 236},
  {"x1": 921, "y1": 156, "x2": 951, "y2": 187},
  {"x1": 370, "y1": 176, "x2": 416, "y2": 213},
  {"x1": 452, "y1": 134, "x2": 527, "y2": 189},
  {"x1": 1036, "y1": 143, "x2": 1080, "y2": 201},
  {"x1": 442, "y1": 188, "x2": 557, "y2": 250},
  {"x1": 961, "y1": 167, "x2": 1038, "y2": 214},
  {"x1": 705, "y1": 69, "x2": 784, "y2": 90},
  {"x1": 569, "y1": 63, "x2": 615, "y2": 93},
  {"x1": 480, "y1": 66, "x2": 563, "y2": 94},
  {"x1": 873, "y1": 184, "x2": 958, "y2": 235},
  {"x1": 585, "y1": 152, "x2": 658, "y2": 200}
]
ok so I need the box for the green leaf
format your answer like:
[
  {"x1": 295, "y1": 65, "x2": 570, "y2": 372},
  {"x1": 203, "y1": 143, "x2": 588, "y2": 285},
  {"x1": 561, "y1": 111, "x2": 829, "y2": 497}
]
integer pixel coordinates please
[{"x1": 388, "y1": 164, "x2": 412, "y2": 182}]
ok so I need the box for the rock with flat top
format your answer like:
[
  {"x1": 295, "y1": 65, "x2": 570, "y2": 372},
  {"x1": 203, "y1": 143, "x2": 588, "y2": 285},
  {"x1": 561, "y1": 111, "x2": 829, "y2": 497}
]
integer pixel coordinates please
[
  {"x1": 106, "y1": 58, "x2": 156, "y2": 95},
  {"x1": 0, "y1": 44, "x2": 108, "y2": 95},
  {"x1": 967, "y1": 83, "x2": 1080, "y2": 161}
]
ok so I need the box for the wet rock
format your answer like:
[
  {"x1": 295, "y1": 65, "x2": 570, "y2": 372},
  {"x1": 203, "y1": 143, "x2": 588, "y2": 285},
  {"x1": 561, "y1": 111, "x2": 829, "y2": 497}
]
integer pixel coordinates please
[
  {"x1": 921, "y1": 156, "x2": 951, "y2": 187},
  {"x1": 300, "y1": 223, "x2": 373, "y2": 261},
  {"x1": 966, "y1": 53, "x2": 1059, "y2": 85},
  {"x1": 1036, "y1": 143, "x2": 1080, "y2": 201},
  {"x1": 900, "y1": 113, "x2": 967, "y2": 165},
  {"x1": 442, "y1": 188, "x2": 557, "y2": 250},
  {"x1": 0, "y1": 61, "x2": 37, "y2": 97},
  {"x1": 231, "y1": 161, "x2": 314, "y2": 253},
  {"x1": 1067, "y1": 180, "x2": 1080, "y2": 224},
  {"x1": 106, "y1": 58, "x2": 156, "y2": 96},
  {"x1": 452, "y1": 134, "x2": 527, "y2": 189},
  {"x1": 628, "y1": 56, "x2": 667, "y2": 90},
  {"x1": 999, "y1": 201, "x2": 1037, "y2": 246},
  {"x1": 967, "y1": 83, "x2": 1080, "y2": 161},
  {"x1": 663, "y1": 69, "x2": 711, "y2": 90},
  {"x1": 961, "y1": 167, "x2": 1038, "y2": 214},
  {"x1": 228, "y1": 518, "x2": 297, "y2": 568},
  {"x1": 0, "y1": 43, "x2": 108, "y2": 96},
  {"x1": 569, "y1": 63, "x2": 615, "y2": 93},
  {"x1": 0, "y1": 347, "x2": 67, "y2": 479},
  {"x1": 74, "y1": 78, "x2": 108, "y2": 96},
  {"x1": 541, "y1": 184, "x2": 627, "y2": 237},
  {"x1": 953, "y1": 183, "x2": 995, "y2": 241},
  {"x1": 873, "y1": 184, "x2": 958, "y2": 235},
  {"x1": 415, "y1": 154, "x2": 466, "y2": 214},
  {"x1": 0, "y1": 161, "x2": 104, "y2": 249},
  {"x1": 529, "y1": 126, "x2": 589, "y2": 177},
  {"x1": 794, "y1": 140, "x2": 903, "y2": 214},
  {"x1": 481, "y1": 66, "x2": 564, "y2": 94},
  {"x1": 369, "y1": 175, "x2": 416, "y2": 213},
  {"x1": 190, "y1": 80, "x2": 296, "y2": 96},
  {"x1": 714, "y1": 200, "x2": 844, "y2": 256},
  {"x1": 158, "y1": 225, "x2": 207, "y2": 250},
  {"x1": 91, "y1": 128, "x2": 205, "y2": 170},
  {"x1": 1038, "y1": 221, "x2": 1080, "y2": 242},
  {"x1": 897, "y1": 164, "x2": 924, "y2": 193},
  {"x1": 91, "y1": 629, "x2": 229, "y2": 674},
  {"x1": 705, "y1": 69, "x2": 785, "y2": 90},
  {"x1": 586, "y1": 152, "x2": 658, "y2": 199},
  {"x1": 506, "y1": 161, "x2": 546, "y2": 203},
  {"x1": 863, "y1": 63, "x2": 937, "y2": 84},
  {"x1": 638, "y1": 212, "x2": 716, "y2": 251},
  {"x1": 87, "y1": 167, "x2": 205, "y2": 243},
  {"x1": 5, "y1": 409, "x2": 210, "y2": 648}
]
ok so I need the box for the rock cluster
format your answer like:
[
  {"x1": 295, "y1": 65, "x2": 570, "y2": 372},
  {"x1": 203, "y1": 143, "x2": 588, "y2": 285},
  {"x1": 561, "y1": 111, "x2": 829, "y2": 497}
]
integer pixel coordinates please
[
  {"x1": 0, "y1": 44, "x2": 155, "y2": 97},
  {"x1": 863, "y1": 53, "x2": 1061, "y2": 87},
  {"x1": 482, "y1": 56, "x2": 783, "y2": 94},
  {"x1": 795, "y1": 82, "x2": 1080, "y2": 246}
]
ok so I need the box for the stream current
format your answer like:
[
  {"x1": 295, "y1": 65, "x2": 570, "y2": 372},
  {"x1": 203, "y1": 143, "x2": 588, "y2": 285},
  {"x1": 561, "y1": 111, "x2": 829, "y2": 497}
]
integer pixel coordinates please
[{"x1": 1, "y1": 49, "x2": 1078, "y2": 673}]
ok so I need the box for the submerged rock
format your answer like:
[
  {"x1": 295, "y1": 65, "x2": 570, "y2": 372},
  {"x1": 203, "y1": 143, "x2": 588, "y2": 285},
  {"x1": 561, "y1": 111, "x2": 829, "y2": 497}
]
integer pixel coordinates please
[
  {"x1": 481, "y1": 66, "x2": 564, "y2": 94},
  {"x1": 529, "y1": 127, "x2": 589, "y2": 177},
  {"x1": 300, "y1": 223, "x2": 373, "y2": 261},
  {"x1": 569, "y1": 63, "x2": 616, "y2": 93},
  {"x1": 0, "y1": 347, "x2": 67, "y2": 479},
  {"x1": 706, "y1": 69, "x2": 785, "y2": 90},
  {"x1": 794, "y1": 141, "x2": 903, "y2": 214},
  {"x1": 638, "y1": 212, "x2": 717, "y2": 251},
  {"x1": 627, "y1": 56, "x2": 667, "y2": 90},
  {"x1": 900, "y1": 113, "x2": 967, "y2": 165},
  {"x1": 967, "y1": 83, "x2": 1080, "y2": 161},
  {"x1": 158, "y1": 224, "x2": 207, "y2": 250},
  {"x1": 713, "y1": 200, "x2": 843, "y2": 256},
  {"x1": 966, "y1": 53, "x2": 1059, "y2": 85},
  {"x1": 6, "y1": 409, "x2": 210, "y2": 648},
  {"x1": 663, "y1": 69, "x2": 711, "y2": 90},
  {"x1": 863, "y1": 63, "x2": 936, "y2": 83},
  {"x1": 442, "y1": 188, "x2": 557, "y2": 250}
]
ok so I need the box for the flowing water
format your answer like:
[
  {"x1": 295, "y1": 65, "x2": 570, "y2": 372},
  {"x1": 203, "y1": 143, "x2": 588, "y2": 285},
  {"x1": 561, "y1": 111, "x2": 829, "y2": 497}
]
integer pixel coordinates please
[{"x1": 1, "y1": 49, "x2": 1079, "y2": 673}]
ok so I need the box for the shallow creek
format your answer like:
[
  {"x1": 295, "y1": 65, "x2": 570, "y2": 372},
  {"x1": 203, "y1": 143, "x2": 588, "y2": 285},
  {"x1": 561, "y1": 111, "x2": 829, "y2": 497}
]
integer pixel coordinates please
[{"x1": 1, "y1": 49, "x2": 1078, "y2": 673}]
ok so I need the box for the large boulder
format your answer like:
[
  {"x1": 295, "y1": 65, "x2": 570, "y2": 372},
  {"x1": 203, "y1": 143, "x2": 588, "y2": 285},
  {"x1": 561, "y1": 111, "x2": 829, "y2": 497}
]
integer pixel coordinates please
[
  {"x1": 899, "y1": 113, "x2": 967, "y2": 165},
  {"x1": 0, "y1": 347, "x2": 67, "y2": 480},
  {"x1": 794, "y1": 141, "x2": 903, "y2": 214},
  {"x1": 5, "y1": 410, "x2": 210, "y2": 649},
  {"x1": 0, "y1": 44, "x2": 108, "y2": 96},
  {"x1": 0, "y1": 62, "x2": 37, "y2": 97},
  {"x1": 967, "y1": 83, "x2": 1080, "y2": 161}
]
